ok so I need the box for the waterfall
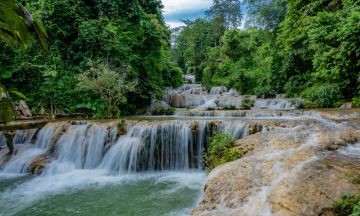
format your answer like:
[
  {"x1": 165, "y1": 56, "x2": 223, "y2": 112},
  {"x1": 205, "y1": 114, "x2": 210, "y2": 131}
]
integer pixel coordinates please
[
  {"x1": 339, "y1": 102, "x2": 353, "y2": 108},
  {"x1": 183, "y1": 75, "x2": 195, "y2": 84},
  {"x1": 0, "y1": 124, "x2": 59, "y2": 174},
  {"x1": 164, "y1": 84, "x2": 202, "y2": 95},
  {"x1": 210, "y1": 86, "x2": 228, "y2": 95},
  {"x1": 0, "y1": 132, "x2": 6, "y2": 148},
  {"x1": 253, "y1": 99, "x2": 295, "y2": 109},
  {"x1": 13, "y1": 129, "x2": 38, "y2": 145},
  {"x1": 1, "y1": 120, "x2": 252, "y2": 174}
]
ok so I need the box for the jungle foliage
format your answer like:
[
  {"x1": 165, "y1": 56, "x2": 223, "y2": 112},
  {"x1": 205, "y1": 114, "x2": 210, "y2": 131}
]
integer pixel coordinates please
[
  {"x1": 203, "y1": 131, "x2": 242, "y2": 172},
  {"x1": 170, "y1": 0, "x2": 360, "y2": 107},
  {"x1": 1, "y1": 0, "x2": 183, "y2": 117}
]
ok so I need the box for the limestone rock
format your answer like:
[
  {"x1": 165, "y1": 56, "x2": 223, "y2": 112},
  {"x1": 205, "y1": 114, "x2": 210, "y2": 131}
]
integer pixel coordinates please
[
  {"x1": 192, "y1": 119, "x2": 360, "y2": 216},
  {"x1": 30, "y1": 154, "x2": 50, "y2": 174},
  {"x1": 13, "y1": 100, "x2": 31, "y2": 117}
]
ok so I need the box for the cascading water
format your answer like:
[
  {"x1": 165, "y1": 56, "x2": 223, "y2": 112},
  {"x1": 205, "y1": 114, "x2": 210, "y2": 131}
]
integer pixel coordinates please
[
  {"x1": 183, "y1": 75, "x2": 195, "y2": 84},
  {"x1": 0, "y1": 132, "x2": 6, "y2": 147},
  {"x1": 1, "y1": 120, "x2": 251, "y2": 174},
  {"x1": 0, "y1": 119, "x2": 251, "y2": 215},
  {"x1": 210, "y1": 86, "x2": 228, "y2": 95},
  {"x1": 253, "y1": 99, "x2": 295, "y2": 109},
  {"x1": 1, "y1": 107, "x2": 360, "y2": 215}
]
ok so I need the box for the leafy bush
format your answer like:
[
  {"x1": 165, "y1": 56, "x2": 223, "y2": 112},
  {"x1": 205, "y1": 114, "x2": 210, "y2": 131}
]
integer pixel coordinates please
[
  {"x1": 300, "y1": 83, "x2": 342, "y2": 108},
  {"x1": 229, "y1": 105, "x2": 237, "y2": 110},
  {"x1": 186, "y1": 106, "x2": 193, "y2": 110},
  {"x1": 223, "y1": 105, "x2": 229, "y2": 110},
  {"x1": 254, "y1": 86, "x2": 276, "y2": 99},
  {"x1": 206, "y1": 107, "x2": 216, "y2": 110},
  {"x1": 203, "y1": 132, "x2": 242, "y2": 172},
  {"x1": 320, "y1": 193, "x2": 360, "y2": 216},
  {"x1": 241, "y1": 97, "x2": 252, "y2": 110},
  {"x1": 353, "y1": 97, "x2": 360, "y2": 108},
  {"x1": 166, "y1": 107, "x2": 175, "y2": 115}
]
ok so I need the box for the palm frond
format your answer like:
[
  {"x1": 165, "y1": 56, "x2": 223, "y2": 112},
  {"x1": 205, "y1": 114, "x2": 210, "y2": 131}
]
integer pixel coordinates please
[{"x1": 9, "y1": 90, "x2": 26, "y2": 99}]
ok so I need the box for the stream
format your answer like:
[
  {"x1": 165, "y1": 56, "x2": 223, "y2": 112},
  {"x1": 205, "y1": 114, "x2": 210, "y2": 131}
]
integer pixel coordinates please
[{"x1": 1, "y1": 83, "x2": 360, "y2": 216}]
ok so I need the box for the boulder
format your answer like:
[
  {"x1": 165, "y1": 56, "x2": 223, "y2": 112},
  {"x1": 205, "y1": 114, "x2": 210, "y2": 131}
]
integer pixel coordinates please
[{"x1": 13, "y1": 100, "x2": 31, "y2": 117}]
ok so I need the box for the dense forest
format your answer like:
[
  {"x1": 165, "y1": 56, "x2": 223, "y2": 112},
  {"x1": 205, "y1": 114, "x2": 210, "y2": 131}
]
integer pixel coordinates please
[
  {"x1": 1, "y1": 0, "x2": 360, "y2": 119},
  {"x1": 0, "y1": 0, "x2": 184, "y2": 118},
  {"x1": 170, "y1": 0, "x2": 360, "y2": 108}
]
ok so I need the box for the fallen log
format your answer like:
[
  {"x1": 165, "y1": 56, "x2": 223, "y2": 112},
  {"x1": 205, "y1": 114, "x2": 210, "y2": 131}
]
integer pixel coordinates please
[{"x1": 0, "y1": 120, "x2": 48, "y2": 132}]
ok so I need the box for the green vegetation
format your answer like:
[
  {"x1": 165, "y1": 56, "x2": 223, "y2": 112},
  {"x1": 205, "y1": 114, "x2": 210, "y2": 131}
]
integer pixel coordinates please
[
  {"x1": 203, "y1": 132, "x2": 242, "y2": 172},
  {"x1": 170, "y1": 0, "x2": 360, "y2": 107},
  {"x1": 241, "y1": 97, "x2": 253, "y2": 110},
  {"x1": 0, "y1": 0, "x2": 47, "y2": 124},
  {"x1": 76, "y1": 60, "x2": 138, "y2": 118},
  {"x1": 145, "y1": 107, "x2": 175, "y2": 116},
  {"x1": 321, "y1": 174, "x2": 360, "y2": 215},
  {"x1": 206, "y1": 107, "x2": 217, "y2": 111},
  {"x1": 223, "y1": 105, "x2": 237, "y2": 110},
  {"x1": 1, "y1": 0, "x2": 184, "y2": 120},
  {"x1": 321, "y1": 193, "x2": 360, "y2": 216},
  {"x1": 186, "y1": 106, "x2": 193, "y2": 110}
]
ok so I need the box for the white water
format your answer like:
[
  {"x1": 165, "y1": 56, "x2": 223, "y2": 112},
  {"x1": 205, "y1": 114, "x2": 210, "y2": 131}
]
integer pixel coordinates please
[
  {"x1": 210, "y1": 86, "x2": 228, "y2": 95},
  {"x1": 183, "y1": 75, "x2": 195, "y2": 84},
  {"x1": 254, "y1": 99, "x2": 295, "y2": 109}
]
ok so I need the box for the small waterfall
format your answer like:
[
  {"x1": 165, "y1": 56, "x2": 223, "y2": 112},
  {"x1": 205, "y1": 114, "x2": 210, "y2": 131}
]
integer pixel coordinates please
[
  {"x1": 228, "y1": 88, "x2": 239, "y2": 96},
  {"x1": 339, "y1": 102, "x2": 353, "y2": 108},
  {"x1": 13, "y1": 129, "x2": 38, "y2": 145},
  {"x1": 0, "y1": 123, "x2": 62, "y2": 174},
  {"x1": 183, "y1": 75, "x2": 195, "y2": 84},
  {"x1": 164, "y1": 84, "x2": 202, "y2": 95},
  {"x1": 210, "y1": 86, "x2": 228, "y2": 95},
  {"x1": 0, "y1": 132, "x2": 6, "y2": 148},
  {"x1": 54, "y1": 123, "x2": 116, "y2": 170},
  {"x1": 100, "y1": 120, "x2": 249, "y2": 173},
  {"x1": 174, "y1": 110, "x2": 289, "y2": 118},
  {"x1": 253, "y1": 99, "x2": 295, "y2": 109},
  {"x1": 149, "y1": 100, "x2": 171, "y2": 109}
]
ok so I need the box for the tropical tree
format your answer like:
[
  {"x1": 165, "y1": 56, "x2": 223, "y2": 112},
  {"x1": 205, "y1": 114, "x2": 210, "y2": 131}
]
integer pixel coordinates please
[
  {"x1": 205, "y1": 0, "x2": 243, "y2": 29},
  {"x1": 76, "y1": 60, "x2": 138, "y2": 118},
  {"x1": 0, "y1": 0, "x2": 48, "y2": 124}
]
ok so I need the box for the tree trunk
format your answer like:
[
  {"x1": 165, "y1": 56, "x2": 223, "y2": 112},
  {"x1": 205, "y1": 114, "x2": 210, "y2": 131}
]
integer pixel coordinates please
[{"x1": 109, "y1": 110, "x2": 115, "y2": 118}]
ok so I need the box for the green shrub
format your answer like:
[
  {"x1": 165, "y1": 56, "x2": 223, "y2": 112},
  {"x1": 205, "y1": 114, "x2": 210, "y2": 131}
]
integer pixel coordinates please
[
  {"x1": 203, "y1": 132, "x2": 242, "y2": 172},
  {"x1": 320, "y1": 193, "x2": 360, "y2": 216},
  {"x1": 300, "y1": 83, "x2": 342, "y2": 108},
  {"x1": 166, "y1": 107, "x2": 175, "y2": 115},
  {"x1": 241, "y1": 97, "x2": 252, "y2": 110},
  {"x1": 254, "y1": 86, "x2": 277, "y2": 99},
  {"x1": 353, "y1": 97, "x2": 360, "y2": 108},
  {"x1": 206, "y1": 107, "x2": 216, "y2": 110},
  {"x1": 223, "y1": 105, "x2": 229, "y2": 110},
  {"x1": 229, "y1": 105, "x2": 237, "y2": 110},
  {"x1": 186, "y1": 106, "x2": 193, "y2": 110}
]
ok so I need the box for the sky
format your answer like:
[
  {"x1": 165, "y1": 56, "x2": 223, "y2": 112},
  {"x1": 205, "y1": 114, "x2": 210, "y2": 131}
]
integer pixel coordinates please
[{"x1": 161, "y1": 0, "x2": 248, "y2": 29}]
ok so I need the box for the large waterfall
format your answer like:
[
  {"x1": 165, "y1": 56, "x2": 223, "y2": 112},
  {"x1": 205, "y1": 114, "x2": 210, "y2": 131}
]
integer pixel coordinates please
[{"x1": 0, "y1": 120, "x2": 250, "y2": 176}]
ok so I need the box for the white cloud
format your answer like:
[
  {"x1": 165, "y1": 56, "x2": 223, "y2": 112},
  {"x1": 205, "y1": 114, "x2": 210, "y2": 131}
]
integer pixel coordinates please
[
  {"x1": 166, "y1": 22, "x2": 187, "y2": 29},
  {"x1": 162, "y1": 0, "x2": 213, "y2": 15}
]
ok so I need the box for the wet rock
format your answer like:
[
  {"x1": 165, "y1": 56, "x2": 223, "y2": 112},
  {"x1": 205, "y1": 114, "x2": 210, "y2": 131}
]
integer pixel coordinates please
[
  {"x1": 192, "y1": 119, "x2": 360, "y2": 216},
  {"x1": 30, "y1": 154, "x2": 50, "y2": 174}
]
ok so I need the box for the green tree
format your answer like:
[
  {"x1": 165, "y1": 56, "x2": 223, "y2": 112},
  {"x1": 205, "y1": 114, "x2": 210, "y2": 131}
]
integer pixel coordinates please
[
  {"x1": 76, "y1": 60, "x2": 138, "y2": 118},
  {"x1": 0, "y1": 0, "x2": 47, "y2": 124},
  {"x1": 206, "y1": 0, "x2": 243, "y2": 30}
]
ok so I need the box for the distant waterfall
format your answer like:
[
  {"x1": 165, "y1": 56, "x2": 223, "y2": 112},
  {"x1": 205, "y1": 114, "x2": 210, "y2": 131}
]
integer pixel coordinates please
[{"x1": 210, "y1": 86, "x2": 228, "y2": 95}]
